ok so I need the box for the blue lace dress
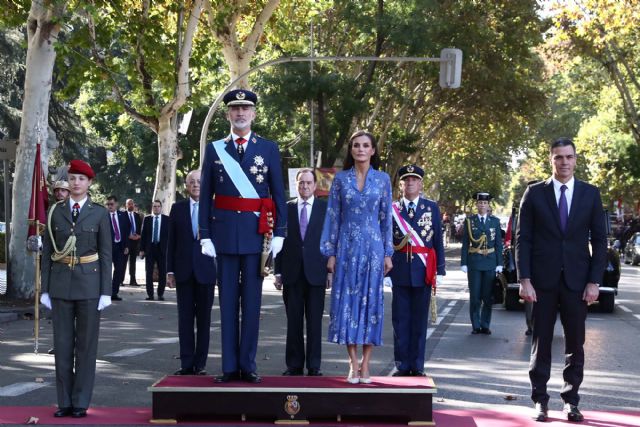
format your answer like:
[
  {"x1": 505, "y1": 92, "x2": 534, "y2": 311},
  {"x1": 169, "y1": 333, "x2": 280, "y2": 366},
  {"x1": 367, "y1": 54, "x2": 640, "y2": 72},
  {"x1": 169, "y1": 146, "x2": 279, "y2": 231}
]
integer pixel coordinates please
[{"x1": 320, "y1": 167, "x2": 394, "y2": 345}]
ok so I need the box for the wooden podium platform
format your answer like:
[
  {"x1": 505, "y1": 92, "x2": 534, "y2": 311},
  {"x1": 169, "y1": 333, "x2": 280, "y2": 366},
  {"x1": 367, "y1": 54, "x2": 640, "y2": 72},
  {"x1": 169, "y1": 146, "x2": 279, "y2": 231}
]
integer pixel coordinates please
[{"x1": 148, "y1": 375, "x2": 437, "y2": 425}]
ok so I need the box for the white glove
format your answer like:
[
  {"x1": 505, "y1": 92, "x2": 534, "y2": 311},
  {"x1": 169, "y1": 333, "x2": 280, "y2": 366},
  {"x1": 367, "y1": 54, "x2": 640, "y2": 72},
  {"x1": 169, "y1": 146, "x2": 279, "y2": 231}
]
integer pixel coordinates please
[
  {"x1": 38, "y1": 236, "x2": 43, "y2": 250},
  {"x1": 461, "y1": 265, "x2": 468, "y2": 274},
  {"x1": 271, "y1": 236, "x2": 284, "y2": 258},
  {"x1": 201, "y1": 238, "x2": 217, "y2": 258},
  {"x1": 383, "y1": 277, "x2": 393, "y2": 287},
  {"x1": 495, "y1": 266, "x2": 503, "y2": 273},
  {"x1": 97, "y1": 295, "x2": 112, "y2": 311},
  {"x1": 40, "y1": 293, "x2": 52, "y2": 310},
  {"x1": 436, "y1": 275, "x2": 445, "y2": 286}
]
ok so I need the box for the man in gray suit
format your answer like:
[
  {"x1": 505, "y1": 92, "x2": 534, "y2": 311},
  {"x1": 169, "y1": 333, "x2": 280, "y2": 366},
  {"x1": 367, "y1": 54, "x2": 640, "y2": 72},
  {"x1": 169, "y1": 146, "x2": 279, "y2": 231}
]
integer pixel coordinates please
[{"x1": 40, "y1": 160, "x2": 113, "y2": 418}]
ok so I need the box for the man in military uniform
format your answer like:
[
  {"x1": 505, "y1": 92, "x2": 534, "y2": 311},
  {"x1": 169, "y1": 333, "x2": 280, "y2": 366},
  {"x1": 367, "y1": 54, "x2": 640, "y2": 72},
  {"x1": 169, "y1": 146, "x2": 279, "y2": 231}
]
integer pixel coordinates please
[
  {"x1": 461, "y1": 192, "x2": 503, "y2": 335},
  {"x1": 53, "y1": 180, "x2": 70, "y2": 202},
  {"x1": 387, "y1": 165, "x2": 445, "y2": 376},
  {"x1": 199, "y1": 89, "x2": 286, "y2": 383},
  {"x1": 40, "y1": 160, "x2": 112, "y2": 418}
]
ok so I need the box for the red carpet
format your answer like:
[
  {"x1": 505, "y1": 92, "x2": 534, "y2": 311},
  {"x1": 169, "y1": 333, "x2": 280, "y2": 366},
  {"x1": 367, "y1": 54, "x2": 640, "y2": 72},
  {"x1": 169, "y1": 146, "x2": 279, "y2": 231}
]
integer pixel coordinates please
[
  {"x1": 2, "y1": 406, "x2": 639, "y2": 426},
  {"x1": 153, "y1": 374, "x2": 435, "y2": 389}
]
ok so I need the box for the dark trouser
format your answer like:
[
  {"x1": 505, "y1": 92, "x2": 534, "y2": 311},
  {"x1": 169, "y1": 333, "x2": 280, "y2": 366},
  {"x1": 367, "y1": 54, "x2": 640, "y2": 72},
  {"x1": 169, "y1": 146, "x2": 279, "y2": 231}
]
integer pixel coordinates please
[
  {"x1": 127, "y1": 239, "x2": 140, "y2": 283},
  {"x1": 217, "y1": 253, "x2": 263, "y2": 374},
  {"x1": 176, "y1": 275, "x2": 215, "y2": 371},
  {"x1": 111, "y1": 244, "x2": 127, "y2": 297},
  {"x1": 467, "y1": 269, "x2": 494, "y2": 329},
  {"x1": 529, "y1": 278, "x2": 587, "y2": 406},
  {"x1": 51, "y1": 298, "x2": 100, "y2": 410},
  {"x1": 145, "y1": 244, "x2": 166, "y2": 297},
  {"x1": 282, "y1": 272, "x2": 325, "y2": 372},
  {"x1": 392, "y1": 285, "x2": 431, "y2": 372}
]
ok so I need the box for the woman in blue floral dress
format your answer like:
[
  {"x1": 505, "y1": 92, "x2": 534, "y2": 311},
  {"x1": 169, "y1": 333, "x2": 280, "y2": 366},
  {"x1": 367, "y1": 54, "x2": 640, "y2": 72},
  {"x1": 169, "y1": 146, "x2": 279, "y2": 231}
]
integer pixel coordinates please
[{"x1": 320, "y1": 130, "x2": 394, "y2": 384}]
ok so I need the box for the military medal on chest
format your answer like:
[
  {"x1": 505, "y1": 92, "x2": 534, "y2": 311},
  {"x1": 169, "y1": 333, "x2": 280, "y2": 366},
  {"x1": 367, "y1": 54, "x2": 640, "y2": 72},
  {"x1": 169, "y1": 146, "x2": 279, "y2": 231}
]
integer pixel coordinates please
[{"x1": 249, "y1": 155, "x2": 268, "y2": 184}]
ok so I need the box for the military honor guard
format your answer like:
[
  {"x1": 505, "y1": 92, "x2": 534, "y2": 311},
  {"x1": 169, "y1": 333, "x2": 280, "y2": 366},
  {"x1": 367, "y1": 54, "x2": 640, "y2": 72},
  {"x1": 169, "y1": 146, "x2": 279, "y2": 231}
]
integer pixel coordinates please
[
  {"x1": 199, "y1": 89, "x2": 287, "y2": 383},
  {"x1": 52, "y1": 180, "x2": 70, "y2": 202},
  {"x1": 387, "y1": 165, "x2": 446, "y2": 376},
  {"x1": 40, "y1": 160, "x2": 113, "y2": 418},
  {"x1": 461, "y1": 192, "x2": 503, "y2": 335},
  {"x1": 167, "y1": 170, "x2": 217, "y2": 375}
]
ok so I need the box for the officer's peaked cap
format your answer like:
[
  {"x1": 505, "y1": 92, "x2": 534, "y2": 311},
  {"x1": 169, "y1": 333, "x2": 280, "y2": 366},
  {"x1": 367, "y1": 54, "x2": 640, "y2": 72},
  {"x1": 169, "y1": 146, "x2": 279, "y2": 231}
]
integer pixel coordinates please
[
  {"x1": 474, "y1": 192, "x2": 492, "y2": 201},
  {"x1": 398, "y1": 164, "x2": 424, "y2": 180},
  {"x1": 223, "y1": 89, "x2": 257, "y2": 106}
]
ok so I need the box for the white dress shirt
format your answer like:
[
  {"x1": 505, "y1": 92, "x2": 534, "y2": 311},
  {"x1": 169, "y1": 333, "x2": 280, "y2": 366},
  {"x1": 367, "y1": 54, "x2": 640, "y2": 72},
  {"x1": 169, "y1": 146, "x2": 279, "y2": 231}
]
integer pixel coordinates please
[
  {"x1": 298, "y1": 195, "x2": 314, "y2": 221},
  {"x1": 552, "y1": 176, "x2": 575, "y2": 215},
  {"x1": 231, "y1": 131, "x2": 252, "y2": 150},
  {"x1": 69, "y1": 196, "x2": 88, "y2": 213}
]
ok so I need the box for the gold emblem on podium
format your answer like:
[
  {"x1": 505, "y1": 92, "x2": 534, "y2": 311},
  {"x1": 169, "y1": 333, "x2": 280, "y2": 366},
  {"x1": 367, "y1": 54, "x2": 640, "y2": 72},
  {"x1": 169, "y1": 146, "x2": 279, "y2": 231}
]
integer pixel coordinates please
[{"x1": 284, "y1": 395, "x2": 301, "y2": 417}]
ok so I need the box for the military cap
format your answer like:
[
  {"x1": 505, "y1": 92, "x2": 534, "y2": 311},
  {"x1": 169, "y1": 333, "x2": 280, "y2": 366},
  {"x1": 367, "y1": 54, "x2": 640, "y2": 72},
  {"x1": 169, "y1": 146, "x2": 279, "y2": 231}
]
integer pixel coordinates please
[
  {"x1": 223, "y1": 89, "x2": 257, "y2": 106},
  {"x1": 68, "y1": 159, "x2": 95, "y2": 179},
  {"x1": 474, "y1": 192, "x2": 492, "y2": 201},
  {"x1": 398, "y1": 164, "x2": 424, "y2": 180},
  {"x1": 53, "y1": 180, "x2": 69, "y2": 191}
]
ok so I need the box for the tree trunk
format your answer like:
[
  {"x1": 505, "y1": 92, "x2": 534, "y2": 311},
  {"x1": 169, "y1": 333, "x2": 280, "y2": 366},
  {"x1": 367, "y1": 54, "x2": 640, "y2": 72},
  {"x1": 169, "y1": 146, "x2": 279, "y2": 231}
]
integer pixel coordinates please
[
  {"x1": 8, "y1": 1, "x2": 66, "y2": 300},
  {"x1": 153, "y1": 115, "x2": 180, "y2": 215}
]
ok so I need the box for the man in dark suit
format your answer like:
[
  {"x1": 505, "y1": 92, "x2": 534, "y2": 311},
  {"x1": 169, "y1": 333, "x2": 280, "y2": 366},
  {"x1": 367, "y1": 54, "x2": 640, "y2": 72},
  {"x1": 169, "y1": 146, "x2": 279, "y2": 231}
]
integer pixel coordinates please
[
  {"x1": 274, "y1": 169, "x2": 328, "y2": 377},
  {"x1": 387, "y1": 165, "x2": 445, "y2": 376},
  {"x1": 167, "y1": 170, "x2": 217, "y2": 375},
  {"x1": 516, "y1": 137, "x2": 607, "y2": 422},
  {"x1": 125, "y1": 198, "x2": 142, "y2": 286},
  {"x1": 199, "y1": 89, "x2": 286, "y2": 384},
  {"x1": 40, "y1": 160, "x2": 112, "y2": 418},
  {"x1": 140, "y1": 200, "x2": 169, "y2": 300},
  {"x1": 106, "y1": 195, "x2": 130, "y2": 301}
]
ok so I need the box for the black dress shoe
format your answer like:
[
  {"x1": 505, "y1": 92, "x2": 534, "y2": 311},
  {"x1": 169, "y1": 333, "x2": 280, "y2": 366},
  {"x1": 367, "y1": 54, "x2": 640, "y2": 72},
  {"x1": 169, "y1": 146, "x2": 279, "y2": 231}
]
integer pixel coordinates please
[
  {"x1": 173, "y1": 368, "x2": 194, "y2": 375},
  {"x1": 392, "y1": 369, "x2": 412, "y2": 377},
  {"x1": 534, "y1": 402, "x2": 548, "y2": 422},
  {"x1": 54, "y1": 407, "x2": 72, "y2": 417},
  {"x1": 282, "y1": 368, "x2": 303, "y2": 376},
  {"x1": 214, "y1": 372, "x2": 240, "y2": 383},
  {"x1": 47, "y1": 348, "x2": 55, "y2": 355},
  {"x1": 129, "y1": 282, "x2": 140, "y2": 287},
  {"x1": 480, "y1": 327, "x2": 492, "y2": 335},
  {"x1": 195, "y1": 368, "x2": 207, "y2": 375},
  {"x1": 307, "y1": 368, "x2": 323, "y2": 376},
  {"x1": 158, "y1": 296, "x2": 165, "y2": 301},
  {"x1": 412, "y1": 370, "x2": 427, "y2": 377},
  {"x1": 145, "y1": 296, "x2": 154, "y2": 301},
  {"x1": 111, "y1": 295, "x2": 123, "y2": 301},
  {"x1": 241, "y1": 372, "x2": 262, "y2": 383},
  {"x1": 71, "y1": 408, "x2": 87, "y2": 418},
  {"x1": 564, "y1": 403, "x2": 584, "y2": 422},
  {"x1": 525, "y1": 328, "x2": 533, "y2": 336},
  {"x1": 471, "y1": 328, "x2": 481, "y2": 334}
]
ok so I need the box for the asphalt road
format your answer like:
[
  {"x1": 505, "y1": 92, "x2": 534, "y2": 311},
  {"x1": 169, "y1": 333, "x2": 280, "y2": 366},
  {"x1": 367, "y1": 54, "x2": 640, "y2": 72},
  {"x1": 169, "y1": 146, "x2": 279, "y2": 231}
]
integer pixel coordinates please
[{"x1": 1, "y1": 245, "x2": 639, "y2": 415}]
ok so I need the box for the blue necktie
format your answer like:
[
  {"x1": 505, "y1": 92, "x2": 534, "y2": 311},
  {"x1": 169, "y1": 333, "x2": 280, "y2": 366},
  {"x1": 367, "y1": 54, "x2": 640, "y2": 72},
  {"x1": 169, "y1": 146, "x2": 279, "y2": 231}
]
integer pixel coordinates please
[
  {"x1": 192, "y1": 202, "x2": 199, "y2": 239},
  {"x1": 559, "y1": 184, "x2": 568, "y2": 232},
  {"x1": 153, "y1": 216, "x2": 159, "y2": 243}
]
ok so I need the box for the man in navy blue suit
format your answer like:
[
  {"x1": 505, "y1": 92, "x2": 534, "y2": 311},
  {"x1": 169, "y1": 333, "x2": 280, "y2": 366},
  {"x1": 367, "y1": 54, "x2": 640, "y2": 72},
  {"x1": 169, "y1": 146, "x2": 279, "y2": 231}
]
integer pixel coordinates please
[
  {"x1": 274, "y1": 169, "x2": 328, "y2": 376},
  {"x1": 516, "y1": 138, "x2": 607, "y2": 422},
  {"x1": 387, "y1": 165, "x2": 445, "y2": 377},
  {"x1": 106, "y1": 195, "x2": 130, "y2": 301},
  {"x1": 167, "y1": 170, "x2": 217, "y2": 375},
  {"x1": 199, "y1": 89, "x2": 286, "y2": 383},
  {"x1": 140, "y1": 200, "x2": 169, "y2": 301}
]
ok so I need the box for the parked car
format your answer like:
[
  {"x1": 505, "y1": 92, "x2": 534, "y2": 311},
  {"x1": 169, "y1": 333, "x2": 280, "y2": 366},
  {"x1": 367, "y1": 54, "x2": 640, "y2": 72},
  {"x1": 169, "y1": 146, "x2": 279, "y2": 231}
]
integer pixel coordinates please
[
  {"x1": 499, "y1": 210, "x2": 619, "y2": 313},
  {"x1": 623, "y1": 232, "x2": 640, "y2": 265}
]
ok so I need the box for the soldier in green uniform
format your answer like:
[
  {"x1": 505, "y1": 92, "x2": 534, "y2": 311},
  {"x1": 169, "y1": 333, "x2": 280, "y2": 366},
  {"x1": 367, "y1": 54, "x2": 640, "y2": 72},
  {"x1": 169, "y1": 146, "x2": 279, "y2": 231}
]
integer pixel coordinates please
[
  {"x1": 40, "y1": 160, "x2": 112, "y2": 418},
  {"x1": 461, "y1": 192, "x2": 503, "y2": 335}
]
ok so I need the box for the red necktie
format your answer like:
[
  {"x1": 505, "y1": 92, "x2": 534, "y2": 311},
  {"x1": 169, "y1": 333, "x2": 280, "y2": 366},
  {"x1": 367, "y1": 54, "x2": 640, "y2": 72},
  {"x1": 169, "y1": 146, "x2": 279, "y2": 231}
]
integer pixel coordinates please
[{"x1": 237, "y1": 137, "x2": 246, "y2": 158}]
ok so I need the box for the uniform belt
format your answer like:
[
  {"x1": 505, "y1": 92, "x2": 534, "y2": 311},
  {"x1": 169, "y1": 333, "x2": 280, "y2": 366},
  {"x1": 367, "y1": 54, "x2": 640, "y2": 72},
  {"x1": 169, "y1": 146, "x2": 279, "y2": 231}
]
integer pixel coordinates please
[
  {"x1": 398, "y1": 245, "x2": 431, "y2": 254},
  {"x1": 55, "y1": 253, "x2": 99, "y2": 265},
  {"x1": 468, "y1": 247, "x2": 495, "y2": 255},
  {"x1": 214, "y1": 194, "x2": 276, "y2": 235},
  {"x1": 214, "y1": 194, "x2": 270, "y2": 212},
  {"x1": 397, "y1": 245, "x2": 437, "y2": 287}
]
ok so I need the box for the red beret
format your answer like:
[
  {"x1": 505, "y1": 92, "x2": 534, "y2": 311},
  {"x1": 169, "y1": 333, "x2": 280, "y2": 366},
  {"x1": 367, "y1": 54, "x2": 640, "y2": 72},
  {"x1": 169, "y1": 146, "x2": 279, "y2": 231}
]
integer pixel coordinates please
[{"x1": 68, "y1": 159, "x2": 95, "y2": 179}]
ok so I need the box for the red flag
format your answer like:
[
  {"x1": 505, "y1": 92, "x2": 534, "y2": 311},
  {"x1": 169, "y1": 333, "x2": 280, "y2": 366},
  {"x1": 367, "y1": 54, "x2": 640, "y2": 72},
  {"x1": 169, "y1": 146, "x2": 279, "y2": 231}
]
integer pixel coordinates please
[
  {"x1": 28, "y1": 144, "x2": 49, "y2": 236},
  {"x1": 504, "y1": 214, "x2": 513, "y2": 248}
]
